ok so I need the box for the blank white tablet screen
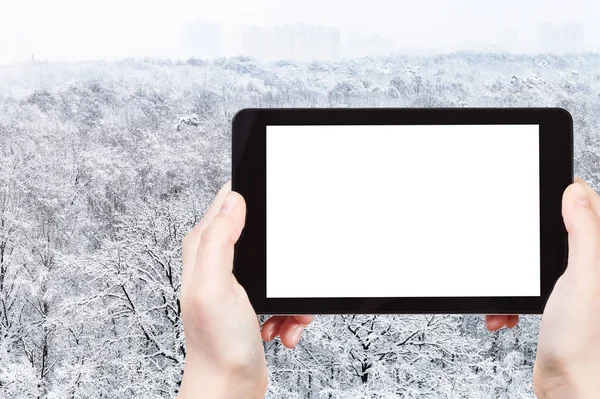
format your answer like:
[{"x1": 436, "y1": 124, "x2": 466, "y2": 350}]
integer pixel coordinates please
[{"x1": 266, "y1": 125, "x2": 540, "y2": 298}]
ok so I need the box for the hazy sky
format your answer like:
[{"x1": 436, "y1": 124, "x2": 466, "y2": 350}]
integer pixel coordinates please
[{"x1": 1, "y1": 0, "x2": 598, "y2": 64}]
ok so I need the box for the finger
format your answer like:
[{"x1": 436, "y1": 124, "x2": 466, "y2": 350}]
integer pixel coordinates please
[
  {"x1": 293, "y1": 315, "x2": 314, "y2": 325},
  {"x1": 506, "y1": 315, "x2": 519, "y2": 329},
  {"x1": 193, "y1": 191, "x2": 247, "y2": 290},
  {"x1": 279, "y1": 317, "x2": 307, "y2": 349},
  {"x1": 574, "y1": 177, "x2": 600, "y2": 218},
  {"x1": 485, "y1": 315, "x2": 508, "y2": 331},
  {"x1": 182, "y1": 181, "x2": 231, "y2": 290},
  {"x1": 261, "y1": 316, "x2": 286, "y2": 342},
  {"x1": 562, "y1": 182, "x2": 600, "y2": 275}
]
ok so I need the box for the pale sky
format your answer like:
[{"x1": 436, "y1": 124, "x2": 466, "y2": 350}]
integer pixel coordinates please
[{"x1": 0, "y1": 0, "x2": 598, "y2": 64}]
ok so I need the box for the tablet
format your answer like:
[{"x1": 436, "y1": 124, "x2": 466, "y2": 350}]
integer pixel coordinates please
[{"x1": 232, "y1": 108, "x2": 573, "y2": 314}]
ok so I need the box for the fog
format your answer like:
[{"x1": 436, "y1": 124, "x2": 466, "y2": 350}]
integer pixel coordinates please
[{"x1": 1, "y1": 0, "x2": 598, "y2": 63}]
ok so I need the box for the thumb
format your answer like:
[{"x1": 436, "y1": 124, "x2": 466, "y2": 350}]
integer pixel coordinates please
[
  {"x1": 193, "y1": 191, "x2": 247, "y2": 290},
  {"x1": 562, "y1": 182, "x2": 600, "y2": 274}
]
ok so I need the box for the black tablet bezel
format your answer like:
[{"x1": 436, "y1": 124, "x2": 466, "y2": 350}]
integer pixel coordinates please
[{"x1": 232, "y1": 108, "x2": 573, "y2": 315}]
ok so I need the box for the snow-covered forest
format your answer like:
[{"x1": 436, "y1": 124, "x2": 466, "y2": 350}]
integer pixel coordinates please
[{"x1": 0, "y1": 53, "x2": 599, "y2": 398}]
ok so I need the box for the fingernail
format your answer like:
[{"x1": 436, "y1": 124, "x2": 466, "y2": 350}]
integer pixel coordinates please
[
  {"x1": 292, "y1": 325, "x2": 305, "y2": 346},
  {"x1": 572, "y1": 183, "x2": 590, "y2": 207},
  {"x1": 219, "y1": 193, "x2": 238, "y2": 215}
]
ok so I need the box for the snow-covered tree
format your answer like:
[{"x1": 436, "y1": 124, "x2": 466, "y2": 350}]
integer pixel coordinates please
[{"x1": 2, "y1": 51, "x2": 599, "y2": 397}]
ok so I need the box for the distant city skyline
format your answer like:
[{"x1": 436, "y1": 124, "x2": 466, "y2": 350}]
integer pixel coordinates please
[
  {"x1": 241, "y1": 24, "x2": 341, "y2": 62},
  {"x1": 178, "y1": 20, "x2": 589, "y2": 61},
  {"x1": 537, "y1": 22, "x2": 585, "y2": 54},
  {"x1": 1, "y1": 0, "x2": 599, "y2": 64}
]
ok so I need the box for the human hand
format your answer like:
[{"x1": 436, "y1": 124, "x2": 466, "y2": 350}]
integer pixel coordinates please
[
  {"x1": 178, "y1": 181, "x2": 313, "y2": 399},
  {"x1": 532, "y1": 178, "x2": 600, "y2": 399}
]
